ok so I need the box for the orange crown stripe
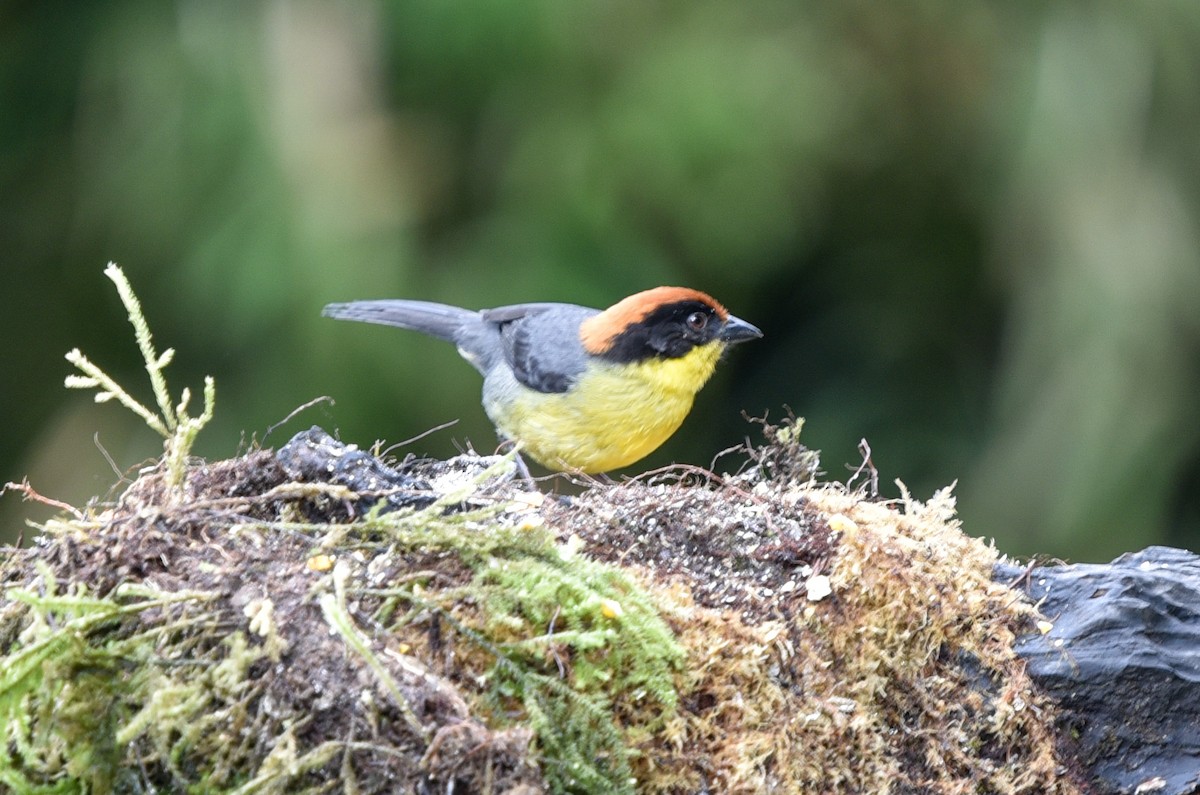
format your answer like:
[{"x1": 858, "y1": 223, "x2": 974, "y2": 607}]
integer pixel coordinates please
[{"x1": 579, "y1": 287, "x2": 728, "y2": 354}]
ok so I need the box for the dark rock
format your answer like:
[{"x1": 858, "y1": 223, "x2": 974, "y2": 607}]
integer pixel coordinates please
[
  {"x1": 998, "y1": 546, "x2": 1200, "y2": 795},
  {"x1": 277, "y1": 426, "x2": 436, "y2": 514}
]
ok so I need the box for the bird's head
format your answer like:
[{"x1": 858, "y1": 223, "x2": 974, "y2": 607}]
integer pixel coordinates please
[{"x1": 579, "y1": 286, "x2": 762, "y2": 363}]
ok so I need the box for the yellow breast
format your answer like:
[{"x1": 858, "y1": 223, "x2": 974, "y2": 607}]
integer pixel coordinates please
[{"x1": 487, "y1": 343, "x2": 725, "y2": 473}]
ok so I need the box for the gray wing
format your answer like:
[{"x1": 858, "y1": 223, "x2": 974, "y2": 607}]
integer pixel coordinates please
[
  {"x1": 480, "y1": 302, "x2": 571, "y2": 324},
  {"x1": 472, "y1": 303, "x2": 597, "y2": 394}
]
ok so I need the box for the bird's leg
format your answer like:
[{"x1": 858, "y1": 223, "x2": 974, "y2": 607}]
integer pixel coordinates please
[
  {"x1": 513, "y1": 453, "x2": 536, "y2": 489},
  {"x1": 496, "y1": 438, "x2": 538, "y2": 490}
]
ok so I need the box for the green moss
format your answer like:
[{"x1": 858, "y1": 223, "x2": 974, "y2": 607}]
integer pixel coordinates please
[
  {"x1": 0, "y1": 573, "x2": 222, "y2": 794},
  {"x1": 347, "y1": 499, "x2": 685, "y2": 794}
]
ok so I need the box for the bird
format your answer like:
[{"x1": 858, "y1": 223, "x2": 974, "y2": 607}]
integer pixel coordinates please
[{"x1": 322, "y1": 286, "x2": 762, "y2": 473}]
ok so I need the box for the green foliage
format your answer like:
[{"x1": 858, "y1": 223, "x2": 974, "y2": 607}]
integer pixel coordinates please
[
  {"x1": 478, "y1": 554, "x2": 681, "y2": 708},
  {"x1": 470, "y1": 552, "x2": 682, "y2": 794},
  {"x1": 64, "y1": 264, "x2": 215, "y2": 495},
  {"x1": 355, "y1": 500, "x2": 684, "y2": 795},
  {"x1": 0, "y1": 571, "x2": 221, "y2": 793},
  {"x1": 0, "y1": 557, "x2": 352, "y2": 794},
  {"x1": 507, "y1": 668, "x2": 634, "y2": 794}
]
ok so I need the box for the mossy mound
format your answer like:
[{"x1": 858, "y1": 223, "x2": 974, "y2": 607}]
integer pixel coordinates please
[
  {"x1": 550, "y1": 421, "x2": 1081, "y2": 793},
  {"x1": 1, "y1": 419, "x2": 1083, "y2": 793}
]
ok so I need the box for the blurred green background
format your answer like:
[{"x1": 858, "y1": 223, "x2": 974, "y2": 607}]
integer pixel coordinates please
[{"x1": 3, "y1": 1, "x2": 1198, "y2": 561}]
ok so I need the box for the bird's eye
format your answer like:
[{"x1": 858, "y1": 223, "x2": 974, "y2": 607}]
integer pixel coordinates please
[{"x1": 686, "y1": 311, "x2": 708, "y2": 331}]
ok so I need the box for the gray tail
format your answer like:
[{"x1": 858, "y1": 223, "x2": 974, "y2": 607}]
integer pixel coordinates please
[{"x1": 321, "y1": 299, "x2": 477, "y2": 343}]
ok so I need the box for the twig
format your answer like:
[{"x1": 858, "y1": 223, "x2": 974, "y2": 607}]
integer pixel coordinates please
[
  {"x1": 93, "y1": 432, "x2": 127, "y2": 483},
  {"x1": 2, "y1": 479, "x2": 83, "y2": 520},
  {"x1": 263, "y1": 396, "x2": 336, "y2": 443},
  {"x1": 382, "y1": 418, "x2": 460, "y2": 456},
  {"x1": 846, "y1": 438, "x2": 879, "y2": 498}
]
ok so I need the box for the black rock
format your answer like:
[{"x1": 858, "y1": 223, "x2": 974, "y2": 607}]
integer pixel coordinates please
[
  {"x1": 277, "y1": 426, "x2": 436, "y2": 514},
  {"x1": 997, "y1": 546, "x2": 1200, "y2": 795}
]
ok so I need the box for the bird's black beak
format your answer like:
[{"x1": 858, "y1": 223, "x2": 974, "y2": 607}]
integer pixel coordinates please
[{"x1": 719, "y1": 314, "x2": 763, "y2": 344}]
